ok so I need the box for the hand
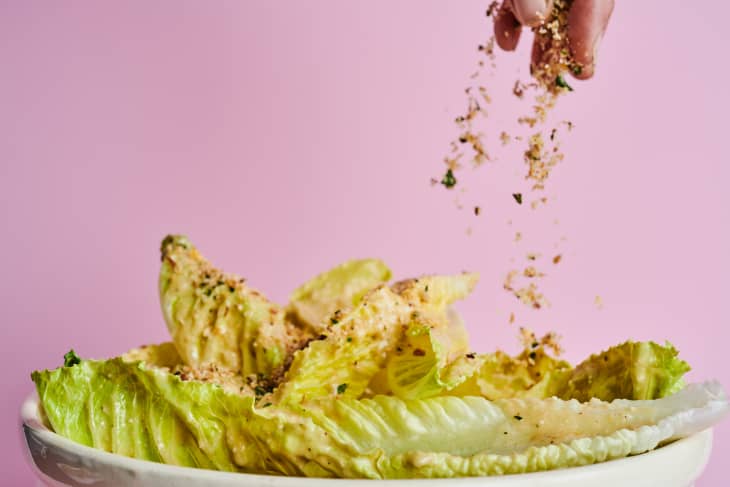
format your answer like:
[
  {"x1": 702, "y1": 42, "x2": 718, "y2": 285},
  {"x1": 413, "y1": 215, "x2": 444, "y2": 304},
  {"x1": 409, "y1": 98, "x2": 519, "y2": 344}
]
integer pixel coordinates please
[{"x1": 493, "y1": 0, "x2": 615, "y2": 80}]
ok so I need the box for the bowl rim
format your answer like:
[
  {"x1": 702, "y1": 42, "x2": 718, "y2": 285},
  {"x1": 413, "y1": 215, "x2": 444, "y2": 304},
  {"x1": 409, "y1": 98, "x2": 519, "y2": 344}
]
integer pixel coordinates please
[{"x1": 21, "y1": 392, "x2": 713, "y2": 484}]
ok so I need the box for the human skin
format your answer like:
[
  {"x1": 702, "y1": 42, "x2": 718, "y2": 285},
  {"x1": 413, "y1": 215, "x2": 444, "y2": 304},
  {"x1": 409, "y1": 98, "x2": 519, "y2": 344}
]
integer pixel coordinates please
[{"x1": 493, "y1": 0, "x2": 615, "y2": 79}]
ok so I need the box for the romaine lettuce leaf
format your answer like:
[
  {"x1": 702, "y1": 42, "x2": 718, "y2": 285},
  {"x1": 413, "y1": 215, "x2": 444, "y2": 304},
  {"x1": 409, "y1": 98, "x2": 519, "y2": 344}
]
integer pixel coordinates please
[
  {"x1": 122, "y1": 342, "x2": 182, "y2": 368},
  {"x1": 299, "y1": 381, "x2": 728, "y2": 477},
  {"x1": 392, "y1": 273, "x2": 479, "y2": 315},
  {"x1": 385, "y1": 321, "x2": 485, "y2": 400},
  {"x1": 557, "y1": 341, "x2": 691, "y2": 401},
  {"x1": 379, "y1": 273, "x2": 481, "y2": 398},
  {"x1": 392, "y1": 274, "x2": 479, "y2": 357},
  {"x1": 390, "y1": 339, "x2": 690, "y2": 404},
  {"x1": 32, "y1": 356, "x2": 241, "y2": 469},
  {"x1": 276, "y1": 274, "x2": 481, "y2": 403},
  {"x1": 449, "y1": 347, "x2": 572, "y2": 400},
  {"x1": 287, "y1": 258, "x2": 392, "y2": 333},
  {"x1": 159, "y1": 235, "x2": 306, "y2": 377},
  {"x1": 32, "y1": 354, "x2": 729, "y2": 478},
  {"x1": 271, "y1": 285, "x2": 413, "y2": 404}
]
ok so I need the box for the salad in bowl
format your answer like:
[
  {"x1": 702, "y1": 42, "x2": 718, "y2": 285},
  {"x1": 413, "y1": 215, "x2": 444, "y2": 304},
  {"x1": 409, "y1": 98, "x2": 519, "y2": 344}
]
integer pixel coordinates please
[{"x1": 29, "y1": 235, "x2": 729, "y2": 479}]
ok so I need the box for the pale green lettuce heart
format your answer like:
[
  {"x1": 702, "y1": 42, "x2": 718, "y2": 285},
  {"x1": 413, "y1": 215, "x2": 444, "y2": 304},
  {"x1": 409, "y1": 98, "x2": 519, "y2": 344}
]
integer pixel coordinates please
[
  {"x1": 385, "y1": 321, "x2": 486, "y2": 400},
  {"x1": 275, "y1": 274, "x2": 481, "y2": 404},
  {"x1": 391, "y1": 273, "x2": 479, "y2": 358},
  {"x1": 272, "y1": 285, "x2": 413, "y2": 404},
  {"x1": 287, "y1": 258, "x2": 392, "y2": 334}
]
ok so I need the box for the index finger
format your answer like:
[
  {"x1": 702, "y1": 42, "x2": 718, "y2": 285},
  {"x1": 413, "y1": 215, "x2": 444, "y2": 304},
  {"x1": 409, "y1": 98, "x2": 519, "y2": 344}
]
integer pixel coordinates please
[
  {"x1": 567, "y1": 0, "x2": 615, "y2": 79},
  {"x1": 494, "y1": 2, "x2": 522, "y2": 51}
]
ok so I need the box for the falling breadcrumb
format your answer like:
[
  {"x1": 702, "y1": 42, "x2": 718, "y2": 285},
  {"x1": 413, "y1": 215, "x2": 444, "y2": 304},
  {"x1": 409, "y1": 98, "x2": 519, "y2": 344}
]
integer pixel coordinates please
[{"x1": 500, "y1": 131, "x2": 511, "y2": 145}]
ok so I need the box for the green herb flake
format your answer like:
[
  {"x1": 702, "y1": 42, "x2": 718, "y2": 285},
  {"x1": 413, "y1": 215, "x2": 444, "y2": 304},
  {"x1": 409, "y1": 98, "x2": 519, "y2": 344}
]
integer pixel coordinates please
[
  {"x1": 254, "y1": 386, "x2": 267, "y2": 397},
  {"x1": 63, "y1": 350, "x2": 81, "y2": 368},
  {"x1": 441, "y1": 169, "x2": 457, "y2": 189},
  {"x1": 512, "y1": 193, "x2": 523, "y2": 205},
  {"x1": 555, "y1": 75, "x2": 574, "y2": 92},
  {"x1": 514, "y1": 415, "x2": 523, "y2": 421},
  {"x1": 262, "y1": 402, "x2": 273, "y2": 408},
  {"x1": 336, "y1": 383, "x2": 348, "y2": 395},
  {"x1": 346, "y1": 337, "x2": 353, "y2": 343}
]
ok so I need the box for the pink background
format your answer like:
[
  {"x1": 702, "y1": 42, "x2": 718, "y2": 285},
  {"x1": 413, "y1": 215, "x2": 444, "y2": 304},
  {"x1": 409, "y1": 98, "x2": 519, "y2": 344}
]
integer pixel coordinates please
[{"x1": 2, "y1": 1, "x2": 728, "y2": 484}]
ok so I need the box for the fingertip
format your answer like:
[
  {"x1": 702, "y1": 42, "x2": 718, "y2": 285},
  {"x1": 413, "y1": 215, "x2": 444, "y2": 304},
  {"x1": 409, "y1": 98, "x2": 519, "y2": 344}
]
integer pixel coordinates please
[
  {"x1": 512, "y1": 0, "x2": 552, "y2": 27},
  {"x1": 494, "y1": 3, "x2": 522, "y2": 51},
  {"x1": 570, "y1": 63, "x2": 594, "y2": 80},
  {"x1": 567, "y1": 0, "x2": 614, "y2": 78}
]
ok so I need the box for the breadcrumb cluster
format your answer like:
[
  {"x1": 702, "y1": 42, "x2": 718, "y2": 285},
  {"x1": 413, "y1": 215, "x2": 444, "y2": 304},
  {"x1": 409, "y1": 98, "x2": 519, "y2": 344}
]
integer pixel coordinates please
[{"x1": 434, "y1": 1, "x2": 599, "y2": 349}]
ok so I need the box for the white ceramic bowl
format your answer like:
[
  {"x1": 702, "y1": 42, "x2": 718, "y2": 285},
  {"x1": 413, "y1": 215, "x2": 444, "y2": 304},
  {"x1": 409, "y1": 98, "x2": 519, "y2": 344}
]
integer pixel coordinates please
[{"x1": 21, "y1": 394, "x2": 714, "y2": 487}]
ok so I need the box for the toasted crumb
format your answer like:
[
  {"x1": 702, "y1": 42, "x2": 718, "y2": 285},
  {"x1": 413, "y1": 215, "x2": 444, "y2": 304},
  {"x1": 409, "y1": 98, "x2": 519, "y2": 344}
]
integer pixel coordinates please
[
  {"x1": 519, "y1": 327, "x2": 563, "y2": 356},
  {"x1": 444, "y1": 155, "x2": 462, "y2": 172},
  {"x1": 540, "y1": 331, "x2": 564, "y2": 356},
  {"x1": 436, "y1": 3, "x2": 578, "y2": 336},
  {"x1": 503, "y1": 270, "x2": 519, "y2": 291},
  {"x1": 486, "y1": 1, "x2": 499, "y2": 17},
  {"x1": 172, "y1": 363, "x2": 251, "y2": 395},
  {"x1": 500, "y1": 131, "x2": 511, "y2": 145},
  {"x1": 530, "y1": 197, "x2": 548, "y2": 209},
  {"x1": 458, "y1": 131, "x2": 491, "y2": 166},
  {"x1": 519, "y1": 326, "x2": 535, "y2": 343},
  {"x1": 531, "y1": 0, "x2": 582, "y2": 93},
  {"x1": 514, "y1": 283, "x2": 548, "y2": 309},
  {"x1": 523, "y1": 266, "x2": 544, "y2": 278}
]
